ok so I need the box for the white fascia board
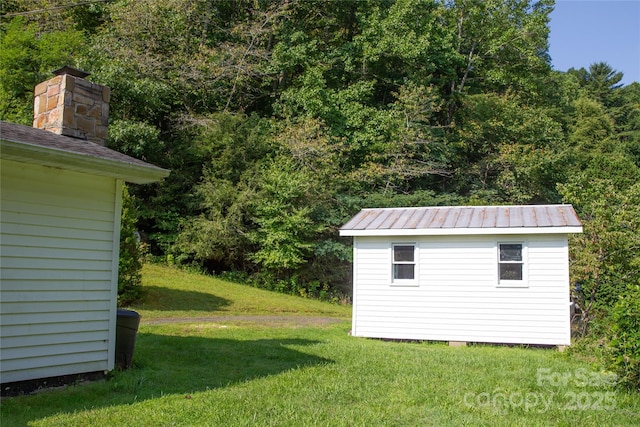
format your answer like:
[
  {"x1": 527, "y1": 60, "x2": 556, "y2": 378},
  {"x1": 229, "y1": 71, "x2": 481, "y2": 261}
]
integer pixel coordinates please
[
  {"x1": 339, "y1": 226, "x2": 583, "y2": 237},
  {"x1": 0, "y1": 140, "x2": 169, "y2": 184}
]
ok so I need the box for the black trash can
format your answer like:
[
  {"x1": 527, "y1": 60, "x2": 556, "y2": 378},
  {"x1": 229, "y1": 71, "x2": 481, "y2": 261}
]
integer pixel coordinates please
[{"x1": 115, "y1": 309, "x2": 141, "y2": 370}]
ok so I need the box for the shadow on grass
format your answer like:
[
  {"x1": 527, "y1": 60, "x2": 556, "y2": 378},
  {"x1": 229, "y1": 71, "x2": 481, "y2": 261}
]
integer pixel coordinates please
[
  {"x1": 135, "y1": 286, "x2": 232, "y2": 312},
  {"x1": 2, "y1": 333, "x2": 331, "y2": 426},
  {"x1": 131, "y1": 333, "x2": 331, "y2": 393}
]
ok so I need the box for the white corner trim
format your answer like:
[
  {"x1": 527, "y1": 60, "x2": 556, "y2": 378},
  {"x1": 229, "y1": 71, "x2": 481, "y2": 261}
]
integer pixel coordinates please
[{"x1": 107, "y1": 180, "x2": 124, "y2": 371}]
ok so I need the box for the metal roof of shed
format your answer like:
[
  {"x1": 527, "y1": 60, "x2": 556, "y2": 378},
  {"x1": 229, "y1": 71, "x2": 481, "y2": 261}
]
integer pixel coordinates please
[{"x1": 340, "y1": 205, "x2": 582, "y2": 236}]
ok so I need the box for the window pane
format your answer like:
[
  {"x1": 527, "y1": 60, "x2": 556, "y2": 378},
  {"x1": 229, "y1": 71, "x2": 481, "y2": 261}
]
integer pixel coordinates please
[
  {"x1": 394, "y1": 264, "x2": 415, "y2": 280},
  {"x1": 500, "y1": 264, "x2": 523, "y2": 280},
  {"x1": 500, "y1": 244, "x2": 522, "y2": 262},
  {"x1": 394, "y1": 245, "x2": 414, "y2": 262}
]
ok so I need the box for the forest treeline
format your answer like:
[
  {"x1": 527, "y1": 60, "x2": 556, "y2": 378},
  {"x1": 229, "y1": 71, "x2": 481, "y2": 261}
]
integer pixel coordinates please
[{"x1": 1, "y1": 1, "x2": 639, "y2": 328}]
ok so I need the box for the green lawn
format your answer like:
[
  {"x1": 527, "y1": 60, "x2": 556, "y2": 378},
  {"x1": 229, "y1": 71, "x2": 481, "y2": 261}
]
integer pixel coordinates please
[
  {"x1": 2, "y1": 264, "x2": 639, "y2": 426},
  {"x1": 129, "y1": 264, "x2": 352, "y2": 320}
]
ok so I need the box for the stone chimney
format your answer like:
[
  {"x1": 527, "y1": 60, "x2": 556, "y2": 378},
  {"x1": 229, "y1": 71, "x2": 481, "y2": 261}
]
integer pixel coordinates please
[{"x1": 33, "y1": 66, "x2": 110, "y2": 146}]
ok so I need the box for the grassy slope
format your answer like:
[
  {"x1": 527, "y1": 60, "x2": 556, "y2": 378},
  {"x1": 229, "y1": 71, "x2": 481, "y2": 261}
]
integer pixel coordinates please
[
  {"x1": 129, "y1": 264, "x2": 352, "y2": 320},
  {"x1": 2, "y1": 264, "x2": 639, "y2": 426}
]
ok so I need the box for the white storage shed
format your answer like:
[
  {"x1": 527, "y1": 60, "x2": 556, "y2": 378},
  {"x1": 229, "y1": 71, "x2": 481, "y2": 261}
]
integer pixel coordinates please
[
  {"x1": 340, "y1": 205, "x2": 583, "y2": 346},
  {"x1": 0, "y1": 68, "x2": 169, "y2": 387}
]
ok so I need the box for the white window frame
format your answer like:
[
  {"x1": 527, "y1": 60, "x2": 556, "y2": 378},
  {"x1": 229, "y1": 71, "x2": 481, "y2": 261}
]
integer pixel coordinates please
[
  {"x1": 391, "y1": 243, "x2": 418, "y2": 286},
  {"x1": 497, "y1": 241, "x2": 528, "y2": 288}
]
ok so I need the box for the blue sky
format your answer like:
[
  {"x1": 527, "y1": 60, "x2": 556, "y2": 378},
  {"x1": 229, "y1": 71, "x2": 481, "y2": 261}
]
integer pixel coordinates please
[{"x1": 548, "y1": 0, "x2": 640, "y2": 86}]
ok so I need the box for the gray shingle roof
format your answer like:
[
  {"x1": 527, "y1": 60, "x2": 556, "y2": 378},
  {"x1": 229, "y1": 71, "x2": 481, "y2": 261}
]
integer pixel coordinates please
[
  {"x1": 340, "y1": 205, "x2": 582, "y2": 236},
  {"x1": 1, "y1": 121, "x2": 169, "y2": 184}
]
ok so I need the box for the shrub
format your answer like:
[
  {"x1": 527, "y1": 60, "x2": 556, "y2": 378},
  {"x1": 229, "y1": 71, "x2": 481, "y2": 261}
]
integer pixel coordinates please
[
  {"x1": 246, "y1": 271, "x2": 348, "y2": 304},
  {"x1": 608, "y1": 284, "x2": 640, "y2": 391},
  {"x1": 118, "y1": 185, "x2": 145, "y2": 305}
]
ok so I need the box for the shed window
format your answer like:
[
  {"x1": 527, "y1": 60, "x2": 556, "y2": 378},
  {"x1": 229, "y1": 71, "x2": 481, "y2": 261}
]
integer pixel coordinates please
[
  {"x1": 498, "y1": 242, "x2": 526, "y2": 285},
  {"x1": 393, "y1": 244, "x2": 416, "y2": 282}
]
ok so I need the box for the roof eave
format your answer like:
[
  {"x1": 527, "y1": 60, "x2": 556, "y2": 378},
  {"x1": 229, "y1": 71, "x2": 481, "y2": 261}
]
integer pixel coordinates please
[
  {"x1": 1, "y1": 139, "x2": 169, "y2": 184},
  {"x1": 339, "y1": 226, "x2": 583, "y2": 237}
]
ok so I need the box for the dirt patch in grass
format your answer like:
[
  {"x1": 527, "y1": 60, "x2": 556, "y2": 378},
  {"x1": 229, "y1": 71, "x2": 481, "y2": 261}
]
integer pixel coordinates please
[{"x1": 142, "y1": 315, "x2": 348, "y2": 328}]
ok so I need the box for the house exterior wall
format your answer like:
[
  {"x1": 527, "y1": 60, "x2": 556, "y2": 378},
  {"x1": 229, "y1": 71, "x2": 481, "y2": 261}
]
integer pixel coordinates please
[
  {"x1": 0, "y1": 159, "x2": 121, "y2": 383},
  {"x1": 351, "y1": 234, "x2": 571, "y2": 345}
]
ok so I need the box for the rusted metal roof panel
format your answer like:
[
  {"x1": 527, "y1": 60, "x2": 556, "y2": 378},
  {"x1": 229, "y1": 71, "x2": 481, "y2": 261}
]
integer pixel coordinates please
[{"x1": 340, "y1": 205, "x2": 582, "y2": 236}]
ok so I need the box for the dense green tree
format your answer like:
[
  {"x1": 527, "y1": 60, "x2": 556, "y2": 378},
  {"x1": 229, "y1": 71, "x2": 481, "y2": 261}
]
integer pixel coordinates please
[
  {"x1": 568, "y1": 61, "x2": 624, "y2": 105},
  {"x1": 0, "y1": 17, "x2": 85, "y2": 123},
  {"x1": 559, "y1": 180, "x2": 640, "y2": 334},
  {"x1": 452, "y1": 92, "x2": 565, "y2": 202},
  {"x1": 442, "y1": 0, "x2": 553, "y2": 118},
  {"x1": 569, "y1": 96, "x2": 615, "y2": 150},
  {"x1": 610, "y1": 83, "x2": 640, "y2": 167},
  {"x1": 249, "y1": 157, "x2": 320, "y2": 273},
  {"x1": 174, "y1": 112, "x2": 275, "y2": 270},
  {"x1": 2, "y1": 0, "x2": 110, "y2": 33}
]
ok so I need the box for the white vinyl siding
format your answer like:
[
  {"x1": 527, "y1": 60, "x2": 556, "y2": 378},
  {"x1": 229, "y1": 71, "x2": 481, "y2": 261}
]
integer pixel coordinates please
[
  {"x1": 1, "y1": 159, "x2": 119, "y2": 383},
  {"x1": 351, "y1": 234, "x2": 571, "y2": 346}
]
